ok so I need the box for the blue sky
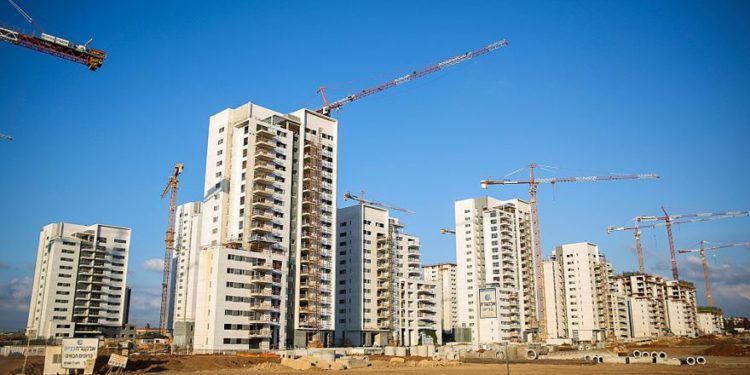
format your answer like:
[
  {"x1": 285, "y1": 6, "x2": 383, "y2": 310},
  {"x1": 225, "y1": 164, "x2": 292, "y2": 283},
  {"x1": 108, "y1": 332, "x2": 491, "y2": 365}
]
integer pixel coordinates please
[{"x1": 1, "y1": 0, "x2": 749, "y2": 330}]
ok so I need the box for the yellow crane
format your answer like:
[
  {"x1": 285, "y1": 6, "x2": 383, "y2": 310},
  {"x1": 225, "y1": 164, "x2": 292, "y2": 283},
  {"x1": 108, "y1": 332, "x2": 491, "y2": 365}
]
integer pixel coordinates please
[
  {"x1": 160, "y1": 163, "x2": 183, "y2": 336},
  {"x1": 677, "y1": 241, "x2": 750, "y2": 307}
]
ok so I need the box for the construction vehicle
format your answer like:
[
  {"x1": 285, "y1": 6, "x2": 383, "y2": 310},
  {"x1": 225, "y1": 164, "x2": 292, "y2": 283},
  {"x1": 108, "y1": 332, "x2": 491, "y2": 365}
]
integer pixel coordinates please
[
  {"x1": 608, "y1": 211, "x2": 750, "y2": 276},
  {"x1": 315, "y1": 39, "x2": 509, "y2": 115},
  {"x1": 159, "y1": 163, "x2": 184, "y2": 336},
  {"x1": 1, "y1": 0, "x2": 106, "y2": 70},
  {"x1": 635, "y1": 208, "x2": 749, "y2": 280},
  {"x1": 480, "y1": 164, "x2": 658, "y2": 341},
  {"x1": 677, "y1": 241, "x2": 750, "y2": 306}
]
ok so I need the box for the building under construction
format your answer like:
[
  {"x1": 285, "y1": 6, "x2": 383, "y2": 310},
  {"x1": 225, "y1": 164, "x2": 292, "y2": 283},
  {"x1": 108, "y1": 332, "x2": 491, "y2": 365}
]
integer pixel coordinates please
[{"x1": 191, "y1": 102, "x2": 337, "y2": 352}]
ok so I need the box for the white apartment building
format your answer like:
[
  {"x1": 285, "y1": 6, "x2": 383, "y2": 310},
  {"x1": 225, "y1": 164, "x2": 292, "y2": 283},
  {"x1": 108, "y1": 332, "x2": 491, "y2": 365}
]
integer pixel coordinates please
[
  {"x1": 665, "y1": 280, "x2": 698, "y2": 337},
  {"x1": 193, "y1": 102, "x2": 337, "y2": 352},
  {"x1": 606, "y1": 263, "x2": 631, "y2": 340},
  {"x1": 542, "y1": 243, "x2": 610, "y2": 343},
  {"x1": 335, "y1": 204, "x2": 440, "y2": 347},
  {"x1": 171, "y1": 202, "x2": 203, "y2": 349},
  {"x1": 27, "y1": 223, "x2": 131, "y2": 339},
  {"x1": 697, "y1": 307, "x2": 724, "y2": 335},
  {"x1": 616, "y1": 273, "x2": 669, "y2": 338},
  {"x1": 423, "y1": 263, "x2": 457, "y2": 336},
  {"x1": 454, "y1": 197, "x2": 538, "y2": 343}
]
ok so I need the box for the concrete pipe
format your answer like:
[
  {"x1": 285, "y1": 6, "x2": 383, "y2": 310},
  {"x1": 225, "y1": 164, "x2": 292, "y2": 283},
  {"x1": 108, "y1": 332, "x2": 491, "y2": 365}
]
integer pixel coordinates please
[
  {"x1": 696, "y1": 356, "x2": 706, "y2": 365},
  {"x1": 496, "y1": 350, "x2": 506, "y2": 361},
  {"x1": 658, "y1": 351, "x2": 667, "y2": 359},
  {"x1": 651, "y1": 352, "x2": 659, "y2": 358},
  {"x1": 525, "y1": 349, "x2": 538, "y2": 361},
  {"x1": 681, "y1": 357, "x2": 696, "y2": 365},
  {"x1": 640, "y1": 351, "x2": 650, "y2": 358},
  {"x1": 632, "y1": 350, "x2": 641, "y2": 358},
  {"x1": 597, "y1": 356, "x2": 604, "y2": 363},
  {"x1": 583, "y1": 354, "x2": 592, "y2": 361}
]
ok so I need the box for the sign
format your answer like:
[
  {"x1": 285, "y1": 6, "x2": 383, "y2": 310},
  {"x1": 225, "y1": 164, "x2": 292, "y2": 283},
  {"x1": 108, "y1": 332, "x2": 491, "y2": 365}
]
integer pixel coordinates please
[
  {"x1": 107, "y1": 354, "x2": 128, "y2": 369},
  {"x1": 479, "y1": 288, "x2": 497, "y2": 319},
  {"x1": 61, "y1": 338, "x2": 99, "y2": 370}
]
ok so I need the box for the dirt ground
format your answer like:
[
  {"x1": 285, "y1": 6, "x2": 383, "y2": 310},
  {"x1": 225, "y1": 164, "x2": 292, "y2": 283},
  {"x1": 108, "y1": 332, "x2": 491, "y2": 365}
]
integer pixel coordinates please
[{"x1": 2, "y1": 334, "x2": 749, "y2": 375}]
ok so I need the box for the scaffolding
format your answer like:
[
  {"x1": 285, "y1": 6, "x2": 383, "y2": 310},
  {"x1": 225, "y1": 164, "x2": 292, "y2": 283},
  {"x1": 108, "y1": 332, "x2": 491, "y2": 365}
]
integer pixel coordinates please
[{"x1": 299, "y1": 134, "x2": 324, "y2": 338}]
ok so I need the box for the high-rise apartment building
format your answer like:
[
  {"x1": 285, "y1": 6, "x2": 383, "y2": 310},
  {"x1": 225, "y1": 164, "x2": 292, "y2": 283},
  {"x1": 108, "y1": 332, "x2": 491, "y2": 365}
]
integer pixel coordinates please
[
  {"x1": 665, "y1": 280, "x2": 698, "y2": 337},
  {"x1": 454, "y1": 197, "x2": 538, "y2": 343},
  {"x1": 26, "y1": 223, "x2": 131, "y2": 339},
  {"x1": 193, "y1": 102, "x2": 337, "y2": 352},
  {"x1": 615, "y1": 273, "x2": 669, "y2": 338},
  {"x1": 171, "y1": 202, "x2": 203, "y2": 349},
  {"x1": 541, "y1": 243, "x2": 611, "y2": 343},
  {"x1": 335, "y1": 204, "x2": 440, "y2": 347},
  {"x1": 423, "y1": 263, "x2": 457, "y2": 336}
]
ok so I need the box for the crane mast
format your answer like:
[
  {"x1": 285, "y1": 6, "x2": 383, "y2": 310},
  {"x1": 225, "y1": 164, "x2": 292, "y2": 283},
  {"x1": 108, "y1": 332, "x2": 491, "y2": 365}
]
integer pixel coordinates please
[
  {"x1": 315, "y1": 39, "x2": 509, "y2": 115},
  {"x1": 481, "y1": 164, "x2": 658, "y2": 340},
  {"x1": 677, "y1": 241, "x2": 750, "y2": 306},
  {"x1": 160, "y1": 163, "x2": 184, "y2": 336}
]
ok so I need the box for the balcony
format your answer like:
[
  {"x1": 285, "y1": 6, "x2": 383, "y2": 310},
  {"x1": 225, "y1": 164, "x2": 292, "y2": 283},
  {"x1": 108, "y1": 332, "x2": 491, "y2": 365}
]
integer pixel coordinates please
[
  {"x1": 255, "y1": 149, "x2": 275, "y2": 161},
  {"x1": 250, "y1": 275, "x2": 276, "y2": 284},
  {"x1": 254, "y1": 174, "x2": 275, "y2": 186},
  {"x1": 254, "y1": 162, "x2": 275, "y2": 174},
  {"x1": 248, "y1": 328, "x2": 273, "y2": 339},
  {"x1": 251, "y1": 210, "x2": 274, "y2": 222},
  {"x1": 256, "y1": 136, "x2": 275, "y2": 150},
  {"x1": 249, "y1": 303, "x2": 276, "y2": 311}
]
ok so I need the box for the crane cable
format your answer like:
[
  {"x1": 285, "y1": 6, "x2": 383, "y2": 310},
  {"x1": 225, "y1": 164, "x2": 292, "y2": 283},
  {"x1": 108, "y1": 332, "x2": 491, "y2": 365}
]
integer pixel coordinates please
[{"x1": 7, "y1": 0, "x2": 43, "y2": 33}]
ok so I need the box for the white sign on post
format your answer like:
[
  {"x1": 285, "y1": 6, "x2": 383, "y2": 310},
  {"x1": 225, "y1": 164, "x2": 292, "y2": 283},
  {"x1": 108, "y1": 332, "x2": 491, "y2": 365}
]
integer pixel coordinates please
[
  {"x1": 61, "y1": 338, "x2": 99, "y2": 370},
  {"x1": 107, "y1": 354, "x2": 128, "y2": 369}
]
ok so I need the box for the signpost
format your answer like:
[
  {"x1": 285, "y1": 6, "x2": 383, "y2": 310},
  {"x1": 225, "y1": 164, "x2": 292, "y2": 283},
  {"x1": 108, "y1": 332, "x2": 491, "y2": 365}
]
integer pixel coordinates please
[
  {"x1": 61, "y1": 338, "x2": 99, "y2": 374},
  {"x1": 106, "y1": 353, "x2": 128, "y2": 375}
]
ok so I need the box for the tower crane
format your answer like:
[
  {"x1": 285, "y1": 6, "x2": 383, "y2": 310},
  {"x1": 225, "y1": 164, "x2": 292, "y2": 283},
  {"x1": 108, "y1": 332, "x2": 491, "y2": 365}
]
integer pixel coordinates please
[
  {"x1": 315, "y1": 39, "x2": 509, "y2": 115},
  {"x1": 608, "y1": 212, "x2": 749, "y2": 274},
  {"x1": 160, "y1": 162, "x2": 184, "y2": 336},
  {"x1": 677, "y1": 241, "x2": 750, "y2": 307},
  {"x1": 1, "y1": 0, "x2": 106, "y2": 70},
  {"x1": 636, "y1": 209, "x2": 749, "y2": 280},
  {"x1": 480, "y1": 164, "x2": 659, "y2": 340}
]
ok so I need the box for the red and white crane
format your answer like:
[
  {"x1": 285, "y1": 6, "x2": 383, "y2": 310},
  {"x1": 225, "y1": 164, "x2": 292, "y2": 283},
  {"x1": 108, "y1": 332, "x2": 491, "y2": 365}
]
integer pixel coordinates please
[
  {"x1": 315, "y1": 39, "x2": 509, "y2": 115},
  {"x1": 677, "y1": 241, "x2": 750, "y2": 306},
  {"x1": 343, "y1": 191, "x2": 414, "y2": 214},
  {"x1": 480, "y1": 164, "x2": 659, "y2": 340},
  {"x1": 635, "y1": 209, "x2": 749, "y2": 280},
  {"x1": 608, "y1": 212, "x2": 749, "y2": 274},
  {"x1": 1, "y1": 0, "x2": 106, "y2": 70}
]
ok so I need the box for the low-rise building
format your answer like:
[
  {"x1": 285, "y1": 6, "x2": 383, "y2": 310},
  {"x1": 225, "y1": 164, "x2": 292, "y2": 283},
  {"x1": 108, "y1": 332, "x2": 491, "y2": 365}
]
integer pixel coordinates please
[{"x1": 697, "y1": 306, "x2": 724, "y2": 335}]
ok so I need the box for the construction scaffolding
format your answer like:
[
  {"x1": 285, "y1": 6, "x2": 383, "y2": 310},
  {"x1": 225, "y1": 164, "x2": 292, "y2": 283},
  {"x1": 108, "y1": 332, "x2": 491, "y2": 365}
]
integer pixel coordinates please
[{"x1": 299, "y1": 134, "x2": 324, "y2": 343}]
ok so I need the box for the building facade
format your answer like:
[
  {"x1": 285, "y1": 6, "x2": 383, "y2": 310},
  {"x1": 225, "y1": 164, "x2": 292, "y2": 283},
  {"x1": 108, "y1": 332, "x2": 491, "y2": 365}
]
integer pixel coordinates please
[
  {"x1": 454, "y1": 197, "x2": 539, "y2": 343},
  {"x1": 335, "y1": 204, "x2": 440, "y2": 347},
  {"x1": 541, "y1": 243, "x2": 612, "y2": 343},
  {"x1": 423, "y1": 263, "x2": 457, "y2": 336},
  {"x1": 171, "y1": 202, "x2": 203, "y2": 349},
  {"x1": 26, "y1": 223, "x2": 131, "y2": 339},
  {"x1": 192, "y1": 102, "x2": 337, "y2": 352},
  {"x1": 697, "y1": 307, "x2": 724, "y2": 335},
  {"x1": 665, "y1": 280, "x2": 699, "y2": 337},
  {"x1": 615, "y1": 273, "x2": 669, "y2": 338}
]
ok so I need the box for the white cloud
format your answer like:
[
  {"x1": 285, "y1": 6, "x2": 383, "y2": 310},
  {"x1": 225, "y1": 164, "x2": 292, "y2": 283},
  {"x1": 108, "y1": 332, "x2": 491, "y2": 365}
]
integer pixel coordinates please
[
  {"x1": 715, "y1": 283, "x2": 750, "y2": 302},
  {"x1": 0, "y1": 277, "x2": 32, "y2": 312},
  {"x1": 142, "y1": 259, "x2": 164, "y2": 272}
]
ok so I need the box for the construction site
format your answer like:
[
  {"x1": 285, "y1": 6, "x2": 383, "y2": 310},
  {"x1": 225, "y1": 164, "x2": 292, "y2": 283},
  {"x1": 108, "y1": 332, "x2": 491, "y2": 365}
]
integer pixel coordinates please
[{"x1": 1, "y1": 1, "x2": 749, "y2": 374}]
